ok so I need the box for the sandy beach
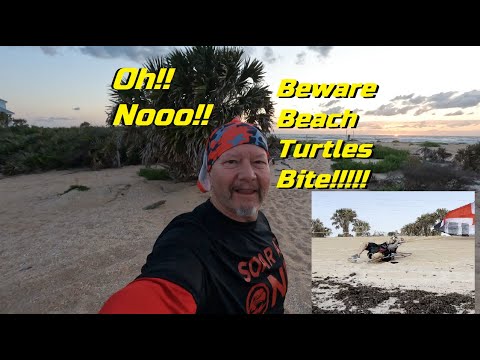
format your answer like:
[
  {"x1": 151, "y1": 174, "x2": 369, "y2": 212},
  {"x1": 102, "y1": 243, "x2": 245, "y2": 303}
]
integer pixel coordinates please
[
  {"x1": 475, "y1": 191, "x2": 480, "y2": 314},
  {"x1": 0, "y1": 155, "x2": 333, "y2": 314},
  {"x1": 312, "y1": 235, "x2": 475, "y2": 314},
  {"x1": 308, "y1": 140, "x2": 478, "y2": 314},
  {"x1": 0, "y1": 139, "x2": 477, "y2": 314}
]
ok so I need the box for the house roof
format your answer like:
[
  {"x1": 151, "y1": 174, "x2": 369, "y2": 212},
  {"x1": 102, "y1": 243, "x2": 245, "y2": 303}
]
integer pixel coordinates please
[
  {"x1": 0, "y1": 108, "x2": 14, "y2": 115},
  {"x1": 0, "y1": 98, "x2": 14, "y2": 115}
]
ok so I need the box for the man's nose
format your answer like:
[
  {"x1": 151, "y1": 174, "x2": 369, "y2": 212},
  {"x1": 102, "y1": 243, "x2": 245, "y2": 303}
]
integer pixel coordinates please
[{"x1": 237, "y1": 160, "x2": 256, "y2": 180}]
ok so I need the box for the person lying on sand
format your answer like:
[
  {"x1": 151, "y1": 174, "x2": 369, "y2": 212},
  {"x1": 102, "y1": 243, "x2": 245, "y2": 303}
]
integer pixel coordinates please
[{"x1": 350, "y1": 235, "x2": 405, "y2": 262}]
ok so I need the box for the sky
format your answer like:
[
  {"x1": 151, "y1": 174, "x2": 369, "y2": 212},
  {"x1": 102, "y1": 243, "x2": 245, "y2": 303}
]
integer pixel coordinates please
[
  {"x1": 1, "y1": 46, "x2": 480, "y2": 136},
  {"x1": 311, "y1": 191, "x2": 475, "y2": 236}
]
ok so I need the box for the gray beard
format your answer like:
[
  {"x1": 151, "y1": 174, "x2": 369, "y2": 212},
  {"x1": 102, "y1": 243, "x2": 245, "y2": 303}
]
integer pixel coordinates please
[{"x1": 235, "y1": 206, "x2": 258, "y2": 218}]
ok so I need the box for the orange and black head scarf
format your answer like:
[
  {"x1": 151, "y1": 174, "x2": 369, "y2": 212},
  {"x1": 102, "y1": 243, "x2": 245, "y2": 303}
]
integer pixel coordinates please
[{"x1": 197, "y1": 117, "x2": 269, "y2": 192}]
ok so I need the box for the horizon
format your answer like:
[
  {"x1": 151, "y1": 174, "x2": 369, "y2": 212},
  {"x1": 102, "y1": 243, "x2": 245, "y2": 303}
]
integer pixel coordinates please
[
  {"x1": 8, "y1": 122, "x2": 480, "y2": 140},
  {"x1": 1, "y1": 46, "x2": 480, "y2": 136}
]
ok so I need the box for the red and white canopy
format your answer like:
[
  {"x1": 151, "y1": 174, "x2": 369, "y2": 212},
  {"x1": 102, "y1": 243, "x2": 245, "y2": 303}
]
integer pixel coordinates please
[{"x1": 440, "y1": 202, "x2": 475, "y2": 236}]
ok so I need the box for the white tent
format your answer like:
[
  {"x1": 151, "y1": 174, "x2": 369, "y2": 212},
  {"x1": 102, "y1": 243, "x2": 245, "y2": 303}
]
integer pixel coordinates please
[{"x1": 435, "y1": 202, "x2": 475, "y2": 236}]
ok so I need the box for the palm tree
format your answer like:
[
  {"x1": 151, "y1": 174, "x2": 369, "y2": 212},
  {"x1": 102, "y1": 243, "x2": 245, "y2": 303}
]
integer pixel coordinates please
[
  {"x1": 311, "y1": 218, "x2": 332, "y2": 237},
  {"x1": 331, "y1": 208, "x2": 358, "y2": 237},
  {"x1": 401, "y1": 209, "x2": 449, "y2": 236},
  {"x1": 352, "y1": 219, "x2": 370, "y2": 236},
  {"x1": 416, "y1": 213, "x2": 437, "y2": 236},
  {"x1": 434, "y1": 208, "x2": 448, "y2": 222},
  {"x1": 106, "y1": 46, "x2": 275, "y2": 180}
]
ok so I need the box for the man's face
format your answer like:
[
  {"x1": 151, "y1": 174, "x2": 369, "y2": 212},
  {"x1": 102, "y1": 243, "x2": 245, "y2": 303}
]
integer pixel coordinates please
[{"x1": 208, "y1": 144, "x2": 271, "y2": 222}]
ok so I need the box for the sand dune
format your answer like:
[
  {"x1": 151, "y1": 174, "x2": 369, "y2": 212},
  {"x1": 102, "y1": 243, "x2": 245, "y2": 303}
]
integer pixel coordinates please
[
  {"x1": 0, "y1": 156, "x2": 330, "y2": 314},
  {"x1": 1, "y1": 143, "x2": 476, "y2": 314}
]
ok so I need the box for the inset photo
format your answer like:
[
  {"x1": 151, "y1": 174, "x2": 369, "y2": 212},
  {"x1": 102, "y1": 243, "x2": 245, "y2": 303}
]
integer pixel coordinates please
[{"x1": 311, "y1": 191, "x2": 475, "y2": 314}]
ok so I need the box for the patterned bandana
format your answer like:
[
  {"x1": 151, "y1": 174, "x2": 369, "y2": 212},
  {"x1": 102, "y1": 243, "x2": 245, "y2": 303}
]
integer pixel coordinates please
[{"x1": 197, "y1": 117, "x2": 269, "y2": 193}]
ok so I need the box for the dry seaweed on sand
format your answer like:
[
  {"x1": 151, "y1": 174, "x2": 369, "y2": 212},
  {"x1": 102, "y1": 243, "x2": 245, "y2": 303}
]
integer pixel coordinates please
[{"x1": 312, "y1": 276, "x2": 475, "y2": 314}]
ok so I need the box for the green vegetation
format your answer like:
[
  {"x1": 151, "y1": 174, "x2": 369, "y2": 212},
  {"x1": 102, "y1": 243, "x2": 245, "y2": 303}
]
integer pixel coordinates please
[
  {"x1": 331, "y1": 208, "x2": 358, "y2": 237},
  {"x1": 138, "y1": 167, "x2": 171, "y2": 180},
  {"x1": 401, "y1": 160, "x2": 477, "y2": 190},
  {"x1": 0, "y1": 125, "x2": 140, "y2": 175},
  {"x1": 331, "y1": 144, "x2": 410, "y2": 173},
  {"x1": 369, "y1": 156, "x2": 478, "y2": 191},
  {"x1": 311, "y1": 219, "x2": 332, "y2": 237},
  {"x1": 1, "y1": 46, "x2": 275, "y2": 181},
  {"x1": 371, "y1": 144, "x2": 410, "y2": 159},
  {"x1": 314, "y1": 206, "x2": 450, "y2": 238},
  {"x1": 107, "y1": 46, "x2": 275, "y2": 181},
  {"x1": 454, "y1": 142, "x2": 480, "y2": 172},
  {"x1": 401, "y1": 208, "x2": 448, "y2": 236}
]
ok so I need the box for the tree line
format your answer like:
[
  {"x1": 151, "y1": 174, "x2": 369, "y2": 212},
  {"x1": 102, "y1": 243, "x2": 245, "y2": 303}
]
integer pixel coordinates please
[
  {"x1": 1, "y1": 45, "x2": 479, "y2": 179},
  {"x1": 312, "y1": 207, "x2": 449, "y2": 237},
  {"x1": 0, "y1": 46, "x2": 277, "y2": 178}
]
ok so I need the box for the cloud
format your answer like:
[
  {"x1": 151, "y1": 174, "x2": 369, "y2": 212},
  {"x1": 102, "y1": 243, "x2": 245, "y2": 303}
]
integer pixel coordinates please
[
  {"x1": 359, "y1": 122, "x2": 384, "y2": 129},
  {"x1": 79, "y1": 46, "x2": 178, "y2": 62},
  {"x1": 324, "y1": 100, "x2": 340, "y2": 107},
  {"x1": 391, "y1": 94, "x2": 415, "y2": 101},
  {"x1": 30, "y1": 116, "x2": 77, "y2": 128},
  {"x1": 365, "y1": 104, "x2": 416, "y2": 116},
  {"x1": 359, "y1": 120, "x2": 480, "y2": 131},
  {"x1": 367, "y1": 89, "x2": 480, "y2": 117},
  {"x1": 445, "y1": 110, "x2": 464, "y2": 116},
  {"x1": 306, "y1": 46, "x2": 333, "y2": 59},
  {"x1": 293, "y1": 47, "x2": 333, "y2": 64},
  {"x1": 38, "y1": 45, "x2": 273, "y2": 65},
  {"x1": 39, "y1": 46, "x2": 180, "y2": 63},
  {"x1": 72, "y1": 107, "x2": 80, "y2": 111},
  {"x1": 34, "y1": 116, "x2": 75, "y2": 122},
  {"x1": 324, "y1": 106, "x2": 344, "y2": 114},
  {"x1": 40, "y1": 46, "x2": 62, "y2": 55},
  {"x1": 295, "y1": 51, "x2": 307, "y2": 65},
  {"x1": 241, "y1": 47, "x2": 257, "y2": 57},
  {"x1": 262, "y1": 47, "x2": 277, "y2": 64}
]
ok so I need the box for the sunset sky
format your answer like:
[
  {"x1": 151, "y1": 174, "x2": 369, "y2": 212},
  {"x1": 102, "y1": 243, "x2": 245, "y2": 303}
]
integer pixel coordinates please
[{"x1": 1, "y1": 46, "x2": 479, "y2": 136}]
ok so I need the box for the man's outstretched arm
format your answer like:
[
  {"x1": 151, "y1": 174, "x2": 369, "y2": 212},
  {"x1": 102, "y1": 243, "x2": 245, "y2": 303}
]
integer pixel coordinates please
[{"x1": 99, "y1": 277, "x2": 197, "y2": 314}]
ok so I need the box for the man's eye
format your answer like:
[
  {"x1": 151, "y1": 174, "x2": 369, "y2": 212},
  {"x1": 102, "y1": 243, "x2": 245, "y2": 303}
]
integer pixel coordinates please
[
  {"x1": 225, "y1": 160, "x2": 238, "y2": 164},
  {"x1": 254, "y1": 161, "x2": 268, "y2": 168}
]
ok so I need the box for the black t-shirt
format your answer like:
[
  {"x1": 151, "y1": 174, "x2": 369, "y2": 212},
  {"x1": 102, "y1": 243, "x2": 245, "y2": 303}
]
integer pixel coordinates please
[{"x1": 137, "y1": 199, "x2": 288, "y2": 314}]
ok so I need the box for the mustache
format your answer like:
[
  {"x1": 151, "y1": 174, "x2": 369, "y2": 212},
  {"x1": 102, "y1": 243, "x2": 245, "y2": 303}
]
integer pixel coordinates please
[
  {"x1": 232, "y1": 187, "x2": 259, "y2": 191},
  {"x1": 229, "y1": 187, "x2": 265, "y2": 202}
]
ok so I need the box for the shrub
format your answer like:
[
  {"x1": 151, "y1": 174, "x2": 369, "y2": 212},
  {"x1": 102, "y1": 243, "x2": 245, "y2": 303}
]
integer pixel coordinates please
[
  {"x1": 138, "y1": 167, "x2": 171, "y2": 180},
  {"x1": 454, "y1": 142, "x2": 480, "y2": 172},
  {"x1": 401, "y1": 161, "x2": 476, "y2": 190}
]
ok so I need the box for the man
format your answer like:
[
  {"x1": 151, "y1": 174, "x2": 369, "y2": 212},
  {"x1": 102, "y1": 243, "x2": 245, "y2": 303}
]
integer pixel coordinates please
[
  {"x1": 350, "y1": 235, "x2": 405, "y2": 262},
  {"x1": 99, "y1": 117, "x2": 288, "y2": 314}
]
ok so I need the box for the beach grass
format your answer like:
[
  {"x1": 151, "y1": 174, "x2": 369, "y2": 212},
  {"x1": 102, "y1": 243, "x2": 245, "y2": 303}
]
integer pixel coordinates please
[
  {"x1": 138, "y1": 167, "x2": 171, "y2": 180},
  {"x1": 331, "y1": 145, "x2": 410, "y2": 173}
]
